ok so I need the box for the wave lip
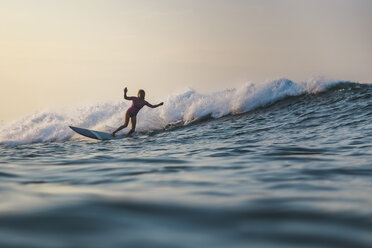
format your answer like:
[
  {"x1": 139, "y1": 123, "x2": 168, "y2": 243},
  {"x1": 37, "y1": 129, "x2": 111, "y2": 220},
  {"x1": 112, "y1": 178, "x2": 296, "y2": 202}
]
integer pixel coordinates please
[{"x1": 0, "y1": 78, "x2": 362, "y2": 146}]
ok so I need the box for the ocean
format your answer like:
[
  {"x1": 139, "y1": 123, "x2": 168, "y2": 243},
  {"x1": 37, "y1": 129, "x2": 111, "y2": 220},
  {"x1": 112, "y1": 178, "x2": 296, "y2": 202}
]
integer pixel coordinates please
[{"x1": 0, "y1": 79, "x2": 371, "y2": 248}]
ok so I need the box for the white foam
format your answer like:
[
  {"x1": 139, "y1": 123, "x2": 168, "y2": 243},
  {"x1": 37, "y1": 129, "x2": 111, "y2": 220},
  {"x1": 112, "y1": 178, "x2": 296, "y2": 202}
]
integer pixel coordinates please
[{"x1": 0, "y1": 78, "x2": 342, "y2": 145}]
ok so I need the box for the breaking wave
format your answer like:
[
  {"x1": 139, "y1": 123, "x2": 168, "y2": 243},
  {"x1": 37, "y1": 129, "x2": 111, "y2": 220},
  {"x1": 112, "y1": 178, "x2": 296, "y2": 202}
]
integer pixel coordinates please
[{"x1": 0, "y1": 78, "x2": 362, "y2": 145}]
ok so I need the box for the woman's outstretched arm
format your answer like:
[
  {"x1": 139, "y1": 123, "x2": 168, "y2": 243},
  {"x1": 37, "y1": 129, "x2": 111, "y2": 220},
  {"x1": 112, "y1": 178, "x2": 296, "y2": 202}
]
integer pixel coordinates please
[{"x1": 145, "y1": 102, "x2": 164, "y2": 108}]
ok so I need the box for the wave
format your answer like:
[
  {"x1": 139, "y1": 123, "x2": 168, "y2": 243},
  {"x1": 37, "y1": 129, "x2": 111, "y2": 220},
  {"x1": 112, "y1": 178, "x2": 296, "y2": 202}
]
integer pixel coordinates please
[
  {"x1": 0, "y1": 78, "x2": 366, "y2": 146},
  {"x1": 1, "y1": 198, "x2": 371, "y2": 248}
]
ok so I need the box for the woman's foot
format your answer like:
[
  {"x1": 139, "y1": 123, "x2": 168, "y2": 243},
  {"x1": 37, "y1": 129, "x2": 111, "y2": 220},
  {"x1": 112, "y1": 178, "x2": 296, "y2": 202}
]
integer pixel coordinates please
[{"x1": 112, "y1": 132, "x2": 116, "y2": 137}]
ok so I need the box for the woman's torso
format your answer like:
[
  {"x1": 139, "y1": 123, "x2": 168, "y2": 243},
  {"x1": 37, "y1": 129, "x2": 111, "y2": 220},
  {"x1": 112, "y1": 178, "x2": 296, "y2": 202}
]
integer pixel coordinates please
[{"x1": 128, "y1": 97, "x2": 147, "y2": 115}]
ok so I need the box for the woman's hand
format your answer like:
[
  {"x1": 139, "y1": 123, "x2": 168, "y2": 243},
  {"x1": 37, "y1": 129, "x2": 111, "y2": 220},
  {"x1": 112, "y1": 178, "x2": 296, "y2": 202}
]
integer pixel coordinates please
[
  {"x1": 159, "y1": 102, "x2": 164, "y2": 106},
  {"x1": 124, "y1": 87, "x2": 128, "y2": 94}
]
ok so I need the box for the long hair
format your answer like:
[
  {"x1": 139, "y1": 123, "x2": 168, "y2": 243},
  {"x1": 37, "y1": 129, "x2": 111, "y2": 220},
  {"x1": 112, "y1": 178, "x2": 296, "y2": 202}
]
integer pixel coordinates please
[{"x1": 138, "y1": 89, "x2": 145, "y2": 99}]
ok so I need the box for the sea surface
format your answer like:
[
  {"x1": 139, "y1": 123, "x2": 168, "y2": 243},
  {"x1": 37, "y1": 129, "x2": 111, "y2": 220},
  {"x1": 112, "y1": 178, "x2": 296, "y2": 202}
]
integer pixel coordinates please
[{"x1": 0, "y1": 79, "x2": 371, "y2": 248}]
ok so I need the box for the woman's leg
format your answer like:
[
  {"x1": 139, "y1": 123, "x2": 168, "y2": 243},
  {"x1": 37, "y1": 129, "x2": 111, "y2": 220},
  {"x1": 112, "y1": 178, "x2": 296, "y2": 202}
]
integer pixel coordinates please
[
  {"x1": 126, "y1": 116, "x2": 136, "y2": 137},
  {"x1": 112, "y1": 111, "x2": 131, "y2": 136}
]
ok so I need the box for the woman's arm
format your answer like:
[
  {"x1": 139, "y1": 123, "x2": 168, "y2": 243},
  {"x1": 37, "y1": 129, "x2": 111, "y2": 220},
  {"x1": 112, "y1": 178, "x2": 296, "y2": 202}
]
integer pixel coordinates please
[
  {"x1": 145, "y1": 102, "x2": 164, "y2": 108},
  {"x1": 123, "y1": 87, "x2": 135, "y2": 100}
]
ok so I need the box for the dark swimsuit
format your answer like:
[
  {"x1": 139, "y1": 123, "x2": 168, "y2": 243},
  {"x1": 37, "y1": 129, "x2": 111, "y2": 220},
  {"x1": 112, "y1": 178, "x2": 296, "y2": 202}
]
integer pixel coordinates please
[{"x1": 127, "y1": 97, "x2": 148, "y2": 117}]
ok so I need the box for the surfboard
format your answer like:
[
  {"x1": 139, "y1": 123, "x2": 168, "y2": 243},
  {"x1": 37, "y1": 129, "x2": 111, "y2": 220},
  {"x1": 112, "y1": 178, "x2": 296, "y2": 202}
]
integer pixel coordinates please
[{"x1": 69, "y1": 126, "x2": 123, "y2": 140}]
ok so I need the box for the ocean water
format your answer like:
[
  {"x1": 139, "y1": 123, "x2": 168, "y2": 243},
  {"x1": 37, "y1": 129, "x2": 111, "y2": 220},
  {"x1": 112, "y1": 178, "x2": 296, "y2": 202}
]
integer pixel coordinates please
[{"x1": 0, "y1": 79, "x2": 371, "y2": 248}]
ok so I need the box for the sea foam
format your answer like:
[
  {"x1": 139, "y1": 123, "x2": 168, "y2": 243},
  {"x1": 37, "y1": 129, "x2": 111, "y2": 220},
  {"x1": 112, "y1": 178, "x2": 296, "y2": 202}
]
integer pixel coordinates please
[{"x1": 0, "y1": 78, "x2": 342, "y2": 145}]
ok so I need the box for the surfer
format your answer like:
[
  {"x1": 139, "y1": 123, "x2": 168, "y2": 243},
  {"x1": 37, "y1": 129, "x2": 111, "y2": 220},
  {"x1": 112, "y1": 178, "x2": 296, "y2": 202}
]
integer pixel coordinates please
[{"x1": 112, "y1": 87, "x2": 163, "y2": 137}]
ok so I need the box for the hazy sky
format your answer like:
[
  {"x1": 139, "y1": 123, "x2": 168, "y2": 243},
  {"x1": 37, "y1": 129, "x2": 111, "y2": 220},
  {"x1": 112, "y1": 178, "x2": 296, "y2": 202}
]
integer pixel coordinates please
[{"x1": 1, "y1": 0, "x2": 371, "y2": 122}]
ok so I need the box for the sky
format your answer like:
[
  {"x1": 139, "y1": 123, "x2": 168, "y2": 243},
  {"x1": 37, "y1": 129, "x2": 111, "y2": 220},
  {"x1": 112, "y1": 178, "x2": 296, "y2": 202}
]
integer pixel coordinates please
[{"x1": 1, "y1": 0, "x2": 371, "y2": 123}]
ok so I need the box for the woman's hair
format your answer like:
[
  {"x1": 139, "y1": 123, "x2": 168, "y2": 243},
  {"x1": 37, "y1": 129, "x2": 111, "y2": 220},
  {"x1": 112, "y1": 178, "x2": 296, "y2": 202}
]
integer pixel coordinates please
[{"x1": 138, "y1": 89, "x2": 145, "y2": 98}]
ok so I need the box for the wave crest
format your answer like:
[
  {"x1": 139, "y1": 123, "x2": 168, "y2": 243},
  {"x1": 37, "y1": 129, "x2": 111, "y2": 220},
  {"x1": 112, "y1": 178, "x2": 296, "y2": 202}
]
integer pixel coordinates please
[{"x1": 0, "y1": 78, "x2": 357, "y2": 145}]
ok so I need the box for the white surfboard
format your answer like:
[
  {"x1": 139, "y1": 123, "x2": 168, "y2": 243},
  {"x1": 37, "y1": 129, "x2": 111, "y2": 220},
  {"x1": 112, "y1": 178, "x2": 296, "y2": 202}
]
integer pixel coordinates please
[{"x1": 69, "y1": 126, "x2": 123, "y2": 140}]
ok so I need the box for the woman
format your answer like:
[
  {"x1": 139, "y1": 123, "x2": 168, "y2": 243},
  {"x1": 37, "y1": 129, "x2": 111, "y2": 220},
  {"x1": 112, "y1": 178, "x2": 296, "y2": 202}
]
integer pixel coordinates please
[{"x1": 112, "y1": 87, "x2": 163, "y2": 137}]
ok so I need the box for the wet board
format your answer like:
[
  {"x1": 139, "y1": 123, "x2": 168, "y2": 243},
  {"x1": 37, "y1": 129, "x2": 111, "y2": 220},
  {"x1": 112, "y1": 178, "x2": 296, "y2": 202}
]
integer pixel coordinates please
[{"x1": 69, "y1": 126, "x2": 123, "y2": 140}]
